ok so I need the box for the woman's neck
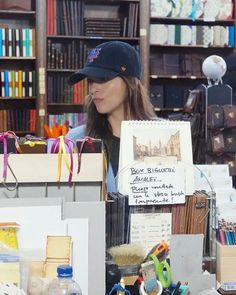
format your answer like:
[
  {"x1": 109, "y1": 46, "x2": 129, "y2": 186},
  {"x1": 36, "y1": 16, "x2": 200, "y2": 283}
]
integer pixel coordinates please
[{"x1": 108, "y1": 111, "x2": 125, "y2": 138}]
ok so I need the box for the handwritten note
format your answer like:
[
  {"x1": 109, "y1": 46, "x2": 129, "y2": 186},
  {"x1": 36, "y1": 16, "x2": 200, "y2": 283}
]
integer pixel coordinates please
[
  {"x1": 128, "y1": 164, "x2": 185, "y2": 205},
  {"x1": 130, "y1": 212, "x2": 171, "y2": 255}
]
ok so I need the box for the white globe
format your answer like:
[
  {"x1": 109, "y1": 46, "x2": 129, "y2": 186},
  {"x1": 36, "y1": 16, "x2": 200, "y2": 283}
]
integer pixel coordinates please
[{"x1": 202, "y1": 55, "x2": 227, "y2": 84}]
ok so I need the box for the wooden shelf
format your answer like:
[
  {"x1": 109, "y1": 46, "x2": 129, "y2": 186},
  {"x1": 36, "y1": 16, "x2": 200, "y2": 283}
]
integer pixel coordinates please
[
  {"x1": 0, "y1": 10, "x2": 35, "y2": 16},
  {"x1": 150, "y1": 44, "x2": 234, "y2": 49},
  {"x1": 47, "y1": 69, "x2": 76, "y2": 73},
  {"x1": 47, "y1": 103, "x2": 84, "y2": 114},
  {"x1": 47, "y1": 35, "x2": 140, "y2": 42},
  {"x1": 0, "y1": 57, "x2": 36, "y2": 60},
  {"x1": 150, "y1": 75, "x2": 207, "y2": 80},
  {"x1": 0, "y1": 97, "x2": 36, "y2": 110},
  {"x1": 150, "y1": 16, "x2": 235, "y2": 25}
]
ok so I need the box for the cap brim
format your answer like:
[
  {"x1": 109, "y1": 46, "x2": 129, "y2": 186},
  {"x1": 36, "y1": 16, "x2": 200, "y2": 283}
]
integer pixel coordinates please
[{"x1": 68, "y1": 66, "x2": 118, "y2": 85}]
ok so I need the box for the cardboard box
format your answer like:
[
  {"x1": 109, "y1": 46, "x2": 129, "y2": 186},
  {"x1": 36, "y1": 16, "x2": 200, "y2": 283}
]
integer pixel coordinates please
[{"x1": 217, "y1": 242, "x2": 236, "y2": 284}]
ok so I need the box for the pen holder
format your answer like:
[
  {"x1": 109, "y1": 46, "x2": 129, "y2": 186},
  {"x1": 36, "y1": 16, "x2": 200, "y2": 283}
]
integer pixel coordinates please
[{"x1": 139, "y1": 280, "x2": 163, "y2": 295}]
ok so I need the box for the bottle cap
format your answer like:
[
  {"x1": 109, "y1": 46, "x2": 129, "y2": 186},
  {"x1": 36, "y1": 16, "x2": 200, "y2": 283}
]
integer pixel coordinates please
[{"x1": 57, "y1": 265, "x2": 73, "y2": 277}]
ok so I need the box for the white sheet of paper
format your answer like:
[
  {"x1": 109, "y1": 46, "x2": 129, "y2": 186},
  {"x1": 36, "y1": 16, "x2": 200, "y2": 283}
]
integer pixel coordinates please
[
  {"x1": 130, "y1": 213, "x2": 171, "y2": 254},
  {"x1": 0, "y1": 204, "x2": 89, "y2": 295},
  {"x1": 127, "y1": 164, "x2": 185, "y2": 205},
  {"x1": 170, "y1": 234, "x2": 204, "y2": 281}
]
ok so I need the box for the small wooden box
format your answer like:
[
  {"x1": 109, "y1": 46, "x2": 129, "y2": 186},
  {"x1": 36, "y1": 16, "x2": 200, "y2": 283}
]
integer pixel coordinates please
[
  {"x1": 0, "y1": 0, "x2": 32, "y2": 11},
  {"x1": 217, "y1": 242, "x2": 236, "y2": 284}
]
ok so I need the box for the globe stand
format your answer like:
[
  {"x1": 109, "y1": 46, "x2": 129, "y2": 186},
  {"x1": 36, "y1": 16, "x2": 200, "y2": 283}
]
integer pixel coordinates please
[{"x1": 196, "y1": 82, "x2": 232, "y2": 275}]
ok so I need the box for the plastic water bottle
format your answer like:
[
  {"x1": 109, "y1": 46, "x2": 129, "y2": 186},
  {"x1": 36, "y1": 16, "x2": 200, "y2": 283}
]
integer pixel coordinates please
[{"x1": 48, "y1": 265, "x2": 82, "y2": 295}]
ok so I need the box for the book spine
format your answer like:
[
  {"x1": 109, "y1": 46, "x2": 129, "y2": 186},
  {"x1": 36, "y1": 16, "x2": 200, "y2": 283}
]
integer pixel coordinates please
[
  {"x1": 22, "y1": 29, "x2": 27, "y2": 57},
  {"x1": 29, "y1": 71, "x2": 33, "y2": 97},
  {"x1": 0, "y1": 28, "x2": 2, "y2": 57},
  {"x1": 2, "y1": 28, "x2": 6, "y2": 57},
  {"x1": 11, "y1": 71, "x2": 15, "y2": 97},
  {"x1": 1, "y1": 71, "x2": 5, "y2": 97},
  {"x1": 18, "y1": 70, "x2": 23, "y2": 97},
  {"x1": 22, "y1": 71, "x2": 26, "y2": 97},
  {"x1": 8, "y1": 28, "x2": 12, "y2": 57},
  {"x1": 15, "y1": 71, "x2": 18, "y2": 97},
  {"x1": 4, "y1": 71, "x2": 9, "y2": 97},
  {"x1": 8, "y1": 70, "x2": 12, "y2": 97},
  {"x1": 15, "y1": 29, "x2": 20, "y2": 57},
  {"x1": 29, "y1": 28, "x2": 33, "y2": 57}
]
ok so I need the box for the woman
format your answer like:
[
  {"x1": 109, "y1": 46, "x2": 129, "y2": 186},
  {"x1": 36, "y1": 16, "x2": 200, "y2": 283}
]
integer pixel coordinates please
[{"x1": 67, "y1": 41, "x2": 157, "y2": 192}]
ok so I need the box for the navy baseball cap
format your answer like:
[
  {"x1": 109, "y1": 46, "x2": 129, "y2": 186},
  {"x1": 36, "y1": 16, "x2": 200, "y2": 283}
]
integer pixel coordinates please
[{"x1": 69, "y1": 41, "x2": 141, "y2": 84}]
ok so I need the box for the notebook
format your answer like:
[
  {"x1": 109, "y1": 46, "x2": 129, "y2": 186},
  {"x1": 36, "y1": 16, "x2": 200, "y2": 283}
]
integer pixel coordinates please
[{"x1": 117, "y1": 120, "x2": 194, "y2": 206}]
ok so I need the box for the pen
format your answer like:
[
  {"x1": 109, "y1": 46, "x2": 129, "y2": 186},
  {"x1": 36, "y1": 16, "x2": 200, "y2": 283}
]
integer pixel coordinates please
[{"x1": 172, "y1": 281, "x2": 181, "y2": 295}]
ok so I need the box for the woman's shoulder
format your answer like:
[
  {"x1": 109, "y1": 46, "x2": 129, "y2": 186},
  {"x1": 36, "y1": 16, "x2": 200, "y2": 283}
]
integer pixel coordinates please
[{"x1": 66, "y1": 124, "x2": 86, "y2": 140}]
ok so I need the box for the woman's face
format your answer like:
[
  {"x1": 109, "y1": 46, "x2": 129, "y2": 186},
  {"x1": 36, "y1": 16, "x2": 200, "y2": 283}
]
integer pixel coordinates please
[{"x1": 88, "y1": 76, "x2": 127, "y2": 116}]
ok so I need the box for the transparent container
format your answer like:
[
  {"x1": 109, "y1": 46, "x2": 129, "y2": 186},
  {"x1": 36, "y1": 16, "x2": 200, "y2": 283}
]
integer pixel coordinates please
[{"x1": 48, "y1": 265, "x2": 82, "y2": 295}]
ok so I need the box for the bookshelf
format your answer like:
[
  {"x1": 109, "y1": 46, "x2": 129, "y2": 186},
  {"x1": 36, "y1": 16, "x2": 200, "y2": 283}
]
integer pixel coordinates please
[
  {"x1": 45, "y1": 0, "x2": 141, "y2": 130},
  {"x1": 149, "y1": 0, "x2": 236, "y2": 115},
  {"x1": 0, "y1": 0, "x2": 38, "y2": 135}
]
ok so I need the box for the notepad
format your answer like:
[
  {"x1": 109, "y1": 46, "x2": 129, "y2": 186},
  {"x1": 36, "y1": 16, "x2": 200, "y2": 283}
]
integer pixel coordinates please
[{"x1": 118, "y1": 120, "x2": 194, "y2": 205}]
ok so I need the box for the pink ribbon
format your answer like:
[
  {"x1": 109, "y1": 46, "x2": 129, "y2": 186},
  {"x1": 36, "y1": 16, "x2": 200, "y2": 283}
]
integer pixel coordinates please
[
  {"x1": 0, "y1": 131, "x2": 19, "y2": 180},
  {"x1": 77, "y1": 136, "x2": 96, "y2": 174}
]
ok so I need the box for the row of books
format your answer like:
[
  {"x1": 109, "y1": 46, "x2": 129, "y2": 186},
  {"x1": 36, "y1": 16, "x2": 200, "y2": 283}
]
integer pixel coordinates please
[
  {"x1": 47, "y1": 75, "x2": 87, "y2": 104},
  {"x1": 151, "y1": 0, "x2": 233, "y2": 20},
  {"x1": 84, "y1": 18, "x2": 121, "y2": 38},
  {"x1": 0, "y1": 109, "x2": 36, "y2": 132},
  {"x1": 47, "y1": 0, "x2": 84, "y2": 36},
  {"x1": 0, "y1": 70, "x2": 36, "y2": 98},
  {"x1": 47, "y1": 39, "x2": 89, "y2": 70},
  {"x1": 150, "y1": 24, "x2": 235, "y2": 47},
  {"x1": 150, "y1": 53, "x2": 206, "y2": 77},
  {"x1": 46, "y1": 0, "x2": 139, "y2": 38},
  {"x1": 0, "y1": 28, "x2": 35, "y2": 57},
  {"x1": 48, "y1": 112, "x2": 86, "y2": 129},
  {"x1": 217, "y1": 219, "x2": 236, "y2": 245}
]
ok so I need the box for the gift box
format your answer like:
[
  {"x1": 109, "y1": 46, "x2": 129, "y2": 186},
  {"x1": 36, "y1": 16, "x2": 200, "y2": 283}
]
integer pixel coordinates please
[
  {"x1": 0, "y1": 0, "x2": 32, "y2": 11},
  {"x1": 19, "y1": 138, "x2": 47, "y2": 154},
  {"x1": 0, "y1": 137, "x2": 16, "y2": 154},
  {"x1": 76, "y1": 138, "x2": 103, "y2": 153}
]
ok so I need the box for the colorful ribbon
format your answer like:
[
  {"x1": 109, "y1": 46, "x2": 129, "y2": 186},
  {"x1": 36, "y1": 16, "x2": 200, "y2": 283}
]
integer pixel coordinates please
[
  {"x1": 108, "y1": 283, "x2": 131, "y2": 295},
  {"x1": 0, "y1": 131, "x2": 21, "y2": 180},
  {"x1": 50, "y1": 136, "x2": 75, "y2": 183},
  {"x1": 77, "y1": 136, "x2": 96, "y2": 174}
]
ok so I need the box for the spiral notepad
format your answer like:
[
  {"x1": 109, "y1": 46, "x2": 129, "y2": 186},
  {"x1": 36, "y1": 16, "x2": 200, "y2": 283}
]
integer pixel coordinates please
[{"x1": 117, "y1": 120, "x2": 194, "y2": 205}]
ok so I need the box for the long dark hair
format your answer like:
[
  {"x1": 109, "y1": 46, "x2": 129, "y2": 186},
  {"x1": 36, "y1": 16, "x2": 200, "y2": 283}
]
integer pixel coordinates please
[{"x1": 84, "y1": 76, "x2": 156, "y2": 145}]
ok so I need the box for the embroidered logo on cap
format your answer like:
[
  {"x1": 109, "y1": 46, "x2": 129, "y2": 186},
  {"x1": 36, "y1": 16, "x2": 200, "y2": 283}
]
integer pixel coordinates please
[
  {"x1": 121, "y1": 65, "x2": 126, "y2": 72},
  {"x1": 87, "y1": 48, "x2": 101, "y2": 63}
]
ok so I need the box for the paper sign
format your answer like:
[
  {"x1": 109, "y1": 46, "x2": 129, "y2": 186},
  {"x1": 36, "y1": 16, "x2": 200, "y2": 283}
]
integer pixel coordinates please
[
  {"x1": 128, "y1": 164, "x2": 185, "y2": 205},
  {"x1": 130, "y1": 213, "x2": 171, "y2": 254}
]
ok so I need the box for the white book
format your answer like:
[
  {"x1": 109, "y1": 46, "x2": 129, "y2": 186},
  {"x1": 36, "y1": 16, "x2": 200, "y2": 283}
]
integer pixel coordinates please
[
  {"x1": 15, "y1": 71, "x2": 18, "y2": 97},
  {"x1": 168, "y1": 25, "x2": 175, "y2": 45},
  {"x1": 1, "y1": 72, "x2": 5, "y2": 97},
  {"x1": 191, "y1": 26, "x2": 197, "y2": 46},
  {"x1": 219, "y1": 26, "x2": 229, "y2": 46},
  {"x1": 213, "y1": 26, "x2": 221, "y2": 46},
  {"x1": 8, "y1": 28, "x2": 12, "y2": 57},
  {"x1": 181, "y1": 25, "x2": 192, "y2": 45},
  {"x1": 29, "y1": 71, "x2": 33, "y2": 97},
  {"x1": 15, "y1": 29, "x2": 20, "y2": 57},
  {"x1": 2, "y1": 28, "x2": 6, "y2": 57},
  {"x1": 8, "y1": 71, "x2": 12, "y2": 97},
  {"x1": 22, "y1": 71, "x2": 25, "y2": 97},
  {"x1": 150, "y1": 24, "x2": 168, "y2": 45}
]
